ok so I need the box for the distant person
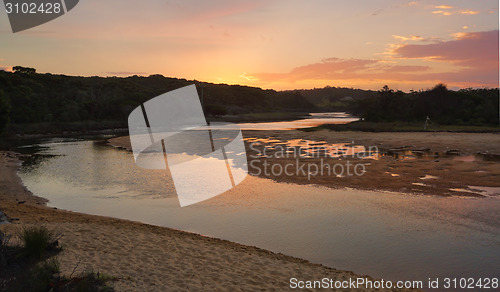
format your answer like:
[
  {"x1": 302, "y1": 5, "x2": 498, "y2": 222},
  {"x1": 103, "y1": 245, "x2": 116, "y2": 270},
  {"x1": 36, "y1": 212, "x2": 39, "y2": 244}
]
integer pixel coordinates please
[{"x1": 424, "y1": 115, "x2": 432, "y2": 130}]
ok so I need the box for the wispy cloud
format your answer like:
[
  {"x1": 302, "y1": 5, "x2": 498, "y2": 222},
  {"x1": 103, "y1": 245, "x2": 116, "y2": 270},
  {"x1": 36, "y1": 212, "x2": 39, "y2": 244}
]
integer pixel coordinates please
[
  {"x1": 435, "y1": 5, "x2": 452, "y2": 9},
  {"x1": 246, "y1": 30, "x2": 498, "y2": 89},
  {"x1": 247, "y1": 57, "x2": 430, "y2": 83},
  {"x1": 460, "y1": 10, "x2": 479, "y2": 15},
  {"x1": 432, "y1": 10, "x2": 453, "y2": 16},
  {"x1": 392, "y1": 35, "x2": 426, "y2": 42},
  {"x1": 239, "y1": 73, "x2": 257, "y2": 81},
  {"x1": 392, "y1": 34, "x2": 441, "y2": 43},
  {"x1": 392, "y1": 30, "x2": 498, "y2": 68},
  {"x1": 391, "y1": 30, "x2": 498, "y2": 86},
  {"x1": 432, "y1": 8, "x2": 480, "y2": 16}
]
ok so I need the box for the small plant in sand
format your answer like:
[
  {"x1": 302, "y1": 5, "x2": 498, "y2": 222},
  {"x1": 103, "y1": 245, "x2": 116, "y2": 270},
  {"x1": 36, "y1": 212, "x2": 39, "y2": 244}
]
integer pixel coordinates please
[
  {"x1": 3, "y1": 225, "x2": 115, "y2": 291},
  {"x1": 29, "y1": 257, "x2": 61, "y2": 291},
  {"x1": 66, "y1": 269, "x2": 116, "y2": 292},
  {"x1": 24, "y1": 263, "x2": 116, "y2": 292},
  {"x1": 0, "y1": 230, "x2": 11, "y2": 247},
  {"x1": 20, "y1": 225, "x2": 61, "y2": 259},
  {"x1": 4, "y1": 257, "x2": 60, "y2": 291},
  {"x1": 0, "y1": 229, "x2": 13, "y2": 269}
]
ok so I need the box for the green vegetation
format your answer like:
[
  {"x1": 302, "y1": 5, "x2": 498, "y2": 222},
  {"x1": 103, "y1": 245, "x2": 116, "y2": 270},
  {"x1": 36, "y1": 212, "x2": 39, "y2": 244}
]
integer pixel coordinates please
[
  {"x1": 20, "y1": 225, "x2": 54, "y2": 259},
  {"x1": 0, "y1": 69, "x2": 314, "y2": 134},
  {"x1": 0, "y1": 90, "x2": 10, "y2": 133},
  {"x1": 12, "y1": 66, "x2": 36, "y2": 74},
  {"x1": 1, "y1": 229, "x2": 13, "y2": 270},
  {"x1": 1, "y1": 227, "x2": 115, "y2": 291},
  {"x1": 232, "y1": 112, "x2": 309, "y2": 122},
  {"x1": 0, "y1": 68, "x2": 497, "y2": 135},
  {"x1": 352, "y1": 84, "x2": 499, "y2": 126},
  {"x1": 16, "y1": 258, "x2": 61, "y2": 292},
  {"x1": 297, "y1": 85, "x2": 378, "y2": 111},
  {"x1": 67, "y1": 270, "x2": 116, "y2": 292},
  {"x1": 302, "y1": 121, "x2": 500, "y2": 133},
  {"x1": 9, "y1": 258, "x2": 116, "y2": 292}
]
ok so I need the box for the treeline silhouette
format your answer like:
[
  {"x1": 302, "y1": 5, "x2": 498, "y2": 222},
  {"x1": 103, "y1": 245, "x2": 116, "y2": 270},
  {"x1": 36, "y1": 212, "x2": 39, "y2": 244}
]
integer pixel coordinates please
[
  {"x1": 0, "y1": 69, "x2": 313, "y2": 133},
  {"x1": 296, "y1": 86, "x2": 378, "y2": 111},
  {"x1": 0, "y1": 68, "x2": 498, "y2": 134},
  {"x1": 352, "y1": 84, "x2": 499, "y2": 125}
]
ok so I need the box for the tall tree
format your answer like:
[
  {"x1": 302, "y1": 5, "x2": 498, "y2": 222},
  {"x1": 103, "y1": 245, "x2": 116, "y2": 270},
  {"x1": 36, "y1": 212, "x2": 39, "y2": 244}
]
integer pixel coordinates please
[
  {"x1": 12, "y1": 66, "x2": 36, "y2": 74},
  {"x1": 0, "y1": 90, "x2": 11, "y2": 133}
]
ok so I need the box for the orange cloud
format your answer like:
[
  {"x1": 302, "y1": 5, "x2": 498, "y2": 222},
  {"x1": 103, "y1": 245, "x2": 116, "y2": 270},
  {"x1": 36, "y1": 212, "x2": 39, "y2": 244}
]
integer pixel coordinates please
[
  {"x1": 391, "y1": 30, "x2": 498, "y2": 87},
  {"x1": 247, "y1": 31, "x2": 498, "y2": 89},
  {"x1": 435, "y1": 5, "x2": 452, "y2": 9},
  {"x1": 432, "y1": 10, "x2": 452, "y2": 16},
  {"x1": 239, "y1": 73, "x2": 257, "y2": 81},
  {"x1": 248, "y1": 58, "x2": 430, "y2": 83},
  {"x1": 393, "y1": 30, "x2": 498, "y2": 69},
  {"x1": 460, "y1": 10, "x2": 479, "y2": 15},
  {"x1": 383, "y1": 65, "x2": 430, "y2": 73},
  {"x1": 392, "y1": 35, "x2": 425, "y2": 41},
  {"x1": 432, "y1": 8, "x2": 480, "y2": 16}
]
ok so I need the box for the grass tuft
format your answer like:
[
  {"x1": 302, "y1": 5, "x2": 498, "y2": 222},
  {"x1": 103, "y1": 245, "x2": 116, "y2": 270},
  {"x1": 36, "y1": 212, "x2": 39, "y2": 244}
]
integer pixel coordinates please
[
  {"x1": 20, "y1": 225, "x2": 53, "y2": 259},
  {"x1": 0, "y1": 230, "x2": 13, "y2": 270},
  {"x1": 69, "y1": 270, "x2": 116, "y2": 292}
]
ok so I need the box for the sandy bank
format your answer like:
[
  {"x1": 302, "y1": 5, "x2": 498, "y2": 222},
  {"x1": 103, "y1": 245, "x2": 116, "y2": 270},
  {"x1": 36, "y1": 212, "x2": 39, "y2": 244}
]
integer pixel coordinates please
[
  {"x1": 0, "y1": 151, "x2": 415, "y2": 291},
  {"x1": 109, "y1": 130, "x2": 500, "y2": 197}
]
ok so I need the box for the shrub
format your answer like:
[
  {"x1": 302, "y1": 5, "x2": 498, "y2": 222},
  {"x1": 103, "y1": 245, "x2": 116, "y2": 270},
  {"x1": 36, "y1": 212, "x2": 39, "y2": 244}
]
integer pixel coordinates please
[
  {"x1": 7, "y1": 258, "x2": 60, "y2": 292},
  {"x1": 30, "y1": 258, "x2": 61, "y2": 291},
  {"x1": 0, "y1": 230, "x2": 13, "y2": 269},
  {"x1": 20, "y1": 225, "x2": 52, "y2": 259},
  {"x1": 0, "y1": 230, "x2": 11, "y2": 247},
  {"x1": 69, "y1": 270, "x2": 116, "y2": 292}
]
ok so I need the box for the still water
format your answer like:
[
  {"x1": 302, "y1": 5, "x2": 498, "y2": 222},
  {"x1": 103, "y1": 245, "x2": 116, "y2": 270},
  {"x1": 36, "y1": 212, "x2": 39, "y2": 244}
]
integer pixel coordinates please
[
  {"x1": 17, "y1": 137, "x2": 500, "y2": 287},
  {"x1": 236, "y1": 112, "x2": 358, "y2": 130}
]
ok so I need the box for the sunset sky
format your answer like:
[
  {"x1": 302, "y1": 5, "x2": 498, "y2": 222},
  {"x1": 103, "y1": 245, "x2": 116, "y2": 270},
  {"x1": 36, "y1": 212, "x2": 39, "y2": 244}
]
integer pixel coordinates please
[{"x1": 0, "y1": 0, "x2": 498, "y2": 91}]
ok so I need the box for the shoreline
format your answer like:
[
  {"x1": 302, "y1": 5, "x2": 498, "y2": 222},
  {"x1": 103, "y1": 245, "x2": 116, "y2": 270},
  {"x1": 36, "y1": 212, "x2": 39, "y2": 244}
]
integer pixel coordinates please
[
  {"x1": 109, "y1": 130, "x2": 500, "y2": 198},
  {"x1": 0, "y1": 151, "x2": 415, "y2": 291}
]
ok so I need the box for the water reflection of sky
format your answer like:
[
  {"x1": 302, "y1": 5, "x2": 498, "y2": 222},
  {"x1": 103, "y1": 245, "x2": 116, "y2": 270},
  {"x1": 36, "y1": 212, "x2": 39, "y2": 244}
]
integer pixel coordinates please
[
  {"x1": 236, "y1": 115, "x2": 359, "y2": 130},
  {"x1": 244, "y1": 137, "x2": 377, "y2": 159},
  {"x1": 17, "y1": 139, "x2": 500, "y2": 287}
]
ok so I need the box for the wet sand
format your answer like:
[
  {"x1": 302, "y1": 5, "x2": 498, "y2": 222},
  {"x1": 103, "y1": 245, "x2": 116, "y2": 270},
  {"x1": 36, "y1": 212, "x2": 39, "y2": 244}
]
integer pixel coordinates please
[
  {"x1": 110, "y1": 130, "x2": 500, "y2": 197},
  {"x1": 0, "y1": 151, "x2": 413, "y2": 291}
]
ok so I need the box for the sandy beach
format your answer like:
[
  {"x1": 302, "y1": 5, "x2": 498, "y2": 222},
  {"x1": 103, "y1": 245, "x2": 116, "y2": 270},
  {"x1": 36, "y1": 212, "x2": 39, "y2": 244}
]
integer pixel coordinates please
[{"x1": 0, "y1": 150, "x2": 417, "y2": 291}]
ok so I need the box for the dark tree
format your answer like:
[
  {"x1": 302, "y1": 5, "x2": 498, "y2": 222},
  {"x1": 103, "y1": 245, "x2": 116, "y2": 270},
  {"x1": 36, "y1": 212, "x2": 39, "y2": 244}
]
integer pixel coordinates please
[
  {"x1": 12, "y1": 66, "x2": 36, "y2": 74},
  {"x1": 352, "y1": 84, "x2": 499, "y2": 125},
  {"x1": 205, "y1": 104, "x2": 227, "y2": 117},
  {"x1": 0, "y1": 90, "x2": 10, "y2": 133}
]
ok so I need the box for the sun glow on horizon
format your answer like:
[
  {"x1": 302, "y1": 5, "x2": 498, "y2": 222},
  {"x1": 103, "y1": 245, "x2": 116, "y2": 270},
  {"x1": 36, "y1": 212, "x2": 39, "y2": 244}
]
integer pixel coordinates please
[{"x1": 0, "y1": 0, "x2": 497, "y2": 91}]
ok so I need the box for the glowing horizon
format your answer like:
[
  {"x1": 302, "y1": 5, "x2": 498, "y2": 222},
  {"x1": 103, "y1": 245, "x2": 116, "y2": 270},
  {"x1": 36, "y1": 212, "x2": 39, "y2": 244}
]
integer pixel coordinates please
[{"x1": 0, "y1": 0, "x2": 498, "y2": 92}]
